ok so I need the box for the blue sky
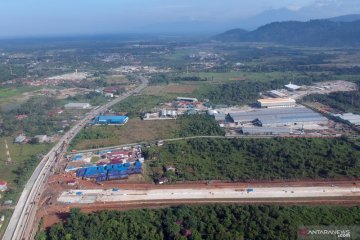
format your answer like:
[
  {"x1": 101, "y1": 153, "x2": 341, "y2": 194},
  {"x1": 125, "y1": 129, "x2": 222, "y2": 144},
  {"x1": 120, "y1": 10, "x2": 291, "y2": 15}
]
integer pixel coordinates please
[{"x1": 0, "y1": 0, "x2": 358, "y2": 37}]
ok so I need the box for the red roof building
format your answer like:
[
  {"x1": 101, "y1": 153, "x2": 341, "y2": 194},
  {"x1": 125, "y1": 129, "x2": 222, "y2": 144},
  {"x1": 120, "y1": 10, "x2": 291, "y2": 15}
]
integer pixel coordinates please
[
  {"x1": 0, "y1": 181, "x2": 8, "y2": 191},
  {"x1": 16, "y1": 114, "x2": 28, "y2": 120}
]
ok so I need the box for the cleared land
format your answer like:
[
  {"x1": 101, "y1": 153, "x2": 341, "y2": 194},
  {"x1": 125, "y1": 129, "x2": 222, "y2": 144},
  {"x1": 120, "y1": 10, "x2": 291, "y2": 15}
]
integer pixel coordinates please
[
  {"x1": 71, "y1": 119, "x2": 179, "y2": 150},
  {"x1": 105, "y1": 75, "x2": 130, "y2": 85},
  {"x1": 143, "y1": 84, "x2": 198, "y2": 95},
  {"x1": 0, "y1": 86, "x2": 40, "y2": 107}
]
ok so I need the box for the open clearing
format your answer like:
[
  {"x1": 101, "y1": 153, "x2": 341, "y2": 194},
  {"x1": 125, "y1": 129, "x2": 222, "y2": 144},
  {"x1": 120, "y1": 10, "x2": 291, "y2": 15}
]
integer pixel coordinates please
[
  {"x1": 143, "y1": 84, "x2": 198, "y2": 95},
  {"x1": 106, "y1": 75, "x2": 130, "y2": 84},
  {"x1": 0, "y1": 137, "x2": 53, "y2": 188},
  {"x1": 72, "y1": 118, "x2": 179, "y2": 150}
]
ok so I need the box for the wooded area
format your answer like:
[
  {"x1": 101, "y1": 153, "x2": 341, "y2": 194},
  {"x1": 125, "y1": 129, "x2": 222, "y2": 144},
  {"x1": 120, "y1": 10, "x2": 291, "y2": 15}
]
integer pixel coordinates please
[
  {"x1": 177, "y1": 115, "x2": 225, "y2": 137},
  {"x1": 145, "y1": 138, "x2": 360, "y2": 181},
  {"x1": 304, "y1": 91, "x2": 360, "y2": 114},
  {"x1": 38, "y1": 205, "x2": 360, "y2": 240}
]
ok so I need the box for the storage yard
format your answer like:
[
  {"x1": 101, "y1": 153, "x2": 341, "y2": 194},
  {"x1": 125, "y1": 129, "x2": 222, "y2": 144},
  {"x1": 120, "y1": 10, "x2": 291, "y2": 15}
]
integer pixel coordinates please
[{"x1": 64, "y1": 146, "x2": 143, "y2": 183}]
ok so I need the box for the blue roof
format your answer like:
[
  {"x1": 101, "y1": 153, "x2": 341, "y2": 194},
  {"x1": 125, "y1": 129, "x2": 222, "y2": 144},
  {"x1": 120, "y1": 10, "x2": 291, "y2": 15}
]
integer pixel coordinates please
[{"x1": 93, "y1": 115, "x2": 128, "y2": 124}]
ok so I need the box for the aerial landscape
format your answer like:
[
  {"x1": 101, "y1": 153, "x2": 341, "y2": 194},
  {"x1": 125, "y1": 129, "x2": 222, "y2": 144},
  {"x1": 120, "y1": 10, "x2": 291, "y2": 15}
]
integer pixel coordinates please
[{"x1": 0, "y1": 0, "x2": 360, "y2": 239}]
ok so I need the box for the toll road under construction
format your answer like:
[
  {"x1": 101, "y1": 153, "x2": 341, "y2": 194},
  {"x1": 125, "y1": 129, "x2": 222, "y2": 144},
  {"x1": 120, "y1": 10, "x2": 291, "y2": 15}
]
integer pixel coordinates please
[{"x1": 58, "y1": 186, "x2": 360, "y2": 204}]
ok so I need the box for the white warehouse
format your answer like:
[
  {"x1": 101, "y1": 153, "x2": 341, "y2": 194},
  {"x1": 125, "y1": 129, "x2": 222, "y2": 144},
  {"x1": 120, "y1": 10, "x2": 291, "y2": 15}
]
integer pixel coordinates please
[{"x1": 257, "y1": 98, "x2": 296, "y2": 108}]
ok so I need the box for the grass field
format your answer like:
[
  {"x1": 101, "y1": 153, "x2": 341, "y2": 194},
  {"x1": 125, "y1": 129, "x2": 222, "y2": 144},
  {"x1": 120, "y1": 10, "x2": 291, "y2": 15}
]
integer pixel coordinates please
[
  {"x1": 143, "y1": 84, "x2": 199, "y2": 95},
  {"x1": 0, "y1": 137, "x2": 53, "y2": 190},
  {"x1": 180, "y1": 71, "x2": 306, "y2": 83},
  {"x1": 71, "y1": 119, "x2": 179, "y2": 150},
  {"x1": 0, "y1": 86, "x2": 40, "y2": 106},
  {"x1": 105, "y1": 75, "x2": 130, "y2": 85},
  {"x1": 111, "y1": 95, "x2": 173, "y2": 117}
]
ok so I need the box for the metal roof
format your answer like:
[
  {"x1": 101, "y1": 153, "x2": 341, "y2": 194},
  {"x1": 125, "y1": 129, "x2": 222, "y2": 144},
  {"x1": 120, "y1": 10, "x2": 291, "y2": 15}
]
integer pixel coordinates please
[
  {"x1": 269, "y1": 90, "x2": 286, "y2": 97},
  {"x1": 285, "y1": 83, "x2": 301, "y2": 90},
  {"x1": 64, "y1": 102, "x2": 91, "y2": 108},
  {"x1": 94, "y1": 115, "x2": 129, "y2": 124},
  {"x1": 257, "y1": 98, "x2": 295, "y2": 104},
  {"x1": 229, "y1": 107, "x2": 328, "y2": 125}
]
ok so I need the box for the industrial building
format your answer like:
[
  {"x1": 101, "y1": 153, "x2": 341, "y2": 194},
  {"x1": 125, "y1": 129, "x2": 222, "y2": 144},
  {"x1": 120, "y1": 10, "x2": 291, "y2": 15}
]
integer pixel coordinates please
[
  {"x1": 285, "y1": 83, "x2": 301, "y2": 91},
  {"x1": 257, "y1": 98, "x2": 296, "y2": 108},
  {"x1": 333, "y1": 113, "x2": 360, "y2": 126},
  {"x1": 64, "y1": 102, "x2": 91, "y2": 110},
  {"x1": 267, "y1": 90, "x2": 287, "y2": 98},
  {"x1": 176, "y1": 97, "x2": 198, "y2": 102},
  {"x1": 93, "y1": 115, "x2": 129, "y2": 125},
  {"x1": 229, "y1": 106, "x2": 328, "y2": 127},
  {"x1": 160, "y1": 109, "x2": 177, "y2": 118}
]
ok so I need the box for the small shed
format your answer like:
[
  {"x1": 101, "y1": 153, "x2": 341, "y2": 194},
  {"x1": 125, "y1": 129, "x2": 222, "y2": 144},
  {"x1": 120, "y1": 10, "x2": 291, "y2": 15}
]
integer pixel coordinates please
[
  {"x1": 0, "y1": 181, "x2": 8, "y2": 191},
  {"x1": 157, "y1": 177, "x2": 169, "y2": 185}
]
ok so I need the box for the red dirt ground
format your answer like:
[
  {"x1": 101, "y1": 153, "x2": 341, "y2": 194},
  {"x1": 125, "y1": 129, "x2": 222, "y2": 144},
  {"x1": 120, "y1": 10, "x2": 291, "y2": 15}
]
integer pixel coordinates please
[{"x1": 37, "y1": 178, "x2": 360, "y2": 229}]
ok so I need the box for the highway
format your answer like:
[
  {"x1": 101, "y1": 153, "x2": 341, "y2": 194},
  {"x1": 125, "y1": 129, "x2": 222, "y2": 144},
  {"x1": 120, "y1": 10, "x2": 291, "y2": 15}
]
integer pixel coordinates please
[{"x1": 2, "y1": 76, "x2": 148, "y2": 240}]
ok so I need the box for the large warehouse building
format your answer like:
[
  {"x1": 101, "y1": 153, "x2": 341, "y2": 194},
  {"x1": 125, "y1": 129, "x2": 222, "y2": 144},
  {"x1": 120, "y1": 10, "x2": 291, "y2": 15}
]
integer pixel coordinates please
[
  {"x1": 257, "y1": 98, "x2": 296, "y2": 108},
  {"x1": 93, "y1": 116, "x2": 129, "y2": 125},
  {"x1": 64, "y1": 102, "x2": 91, "y2": 109},
  {"x1": 229, "y1": 106, "x2": 328, "y2": 127}
]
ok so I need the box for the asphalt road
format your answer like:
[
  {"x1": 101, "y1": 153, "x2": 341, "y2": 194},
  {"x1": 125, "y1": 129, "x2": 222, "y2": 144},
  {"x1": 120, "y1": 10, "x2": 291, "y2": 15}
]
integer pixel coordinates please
[{"x1": 2, "y1": 76, "x2": 148, "y2": 240}]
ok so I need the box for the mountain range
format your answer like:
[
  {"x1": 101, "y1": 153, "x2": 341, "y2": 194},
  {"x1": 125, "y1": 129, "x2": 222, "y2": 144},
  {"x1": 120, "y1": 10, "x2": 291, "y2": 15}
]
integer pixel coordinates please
[{"x1": 215, "y1": 16, "x2": 360, "y2": 46}]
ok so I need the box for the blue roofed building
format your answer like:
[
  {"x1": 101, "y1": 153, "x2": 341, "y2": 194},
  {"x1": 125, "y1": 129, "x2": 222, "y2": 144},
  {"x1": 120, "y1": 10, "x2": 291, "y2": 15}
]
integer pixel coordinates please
[{"x1": 93, "y1": 115, "x2": 129, "y2": 125}]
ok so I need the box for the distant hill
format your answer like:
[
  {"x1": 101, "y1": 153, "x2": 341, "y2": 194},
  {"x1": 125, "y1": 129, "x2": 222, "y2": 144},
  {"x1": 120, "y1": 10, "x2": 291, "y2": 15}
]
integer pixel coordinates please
[
  {"x1": 215, "y1": 19, "x2": 360, "y2": 46},
  {"x1": 327, "y1": 14, "x2": 360, "y2": 22}
]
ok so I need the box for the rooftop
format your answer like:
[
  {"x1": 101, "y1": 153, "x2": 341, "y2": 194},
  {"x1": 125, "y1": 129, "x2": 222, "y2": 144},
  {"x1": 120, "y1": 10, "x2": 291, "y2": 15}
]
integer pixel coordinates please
[
  {"x1": 64, "y1": 102, "x2": 91, "y2": 108},
  {"x1": 257, "y1": 98, "x2": 296, "y2": 103},
  {"x1": 229, "y1": 106, "x2": 328, "y2": 125},
  {"x1": 285, "y1": 83, "x2": 301, "y2": 90}
]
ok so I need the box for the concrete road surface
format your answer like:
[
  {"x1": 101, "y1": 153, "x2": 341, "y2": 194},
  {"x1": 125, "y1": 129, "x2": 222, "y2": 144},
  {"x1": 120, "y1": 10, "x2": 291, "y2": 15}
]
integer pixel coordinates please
[{"x1": 58, "y1": 186, "x2": 360, "y2": 204}]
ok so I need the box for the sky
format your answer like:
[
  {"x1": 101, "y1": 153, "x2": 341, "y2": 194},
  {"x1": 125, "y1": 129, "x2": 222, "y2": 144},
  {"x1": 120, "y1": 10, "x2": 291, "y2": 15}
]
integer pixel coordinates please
[{"x1": 0, "y1": 0, "x2": 359, "y2": 38}]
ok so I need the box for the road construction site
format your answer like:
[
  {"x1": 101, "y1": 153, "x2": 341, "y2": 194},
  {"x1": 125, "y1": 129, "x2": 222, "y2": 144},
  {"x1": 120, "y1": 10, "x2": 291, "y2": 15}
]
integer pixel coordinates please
[{"x1": 58, "y1": 185, "x2": 360, "y2": 204}]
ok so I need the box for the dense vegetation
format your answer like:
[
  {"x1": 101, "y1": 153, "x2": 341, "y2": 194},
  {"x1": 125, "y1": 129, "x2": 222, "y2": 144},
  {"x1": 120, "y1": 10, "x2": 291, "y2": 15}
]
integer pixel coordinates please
[
  {"x1": 304, "y1": 91, "x2": 360, "y2": 114},
  {"x1": 38, "y1": 205, "x2": 360, "y2": 240},
  {"x1": 176, "y1": 114, "x2": 225, "y2": 137},
  {"x1": 216, "y1": 19, "x2": 360, "y2": 46},
  {"x1": 145, "y1": 138, "x2": 360, "y2": 181}
]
